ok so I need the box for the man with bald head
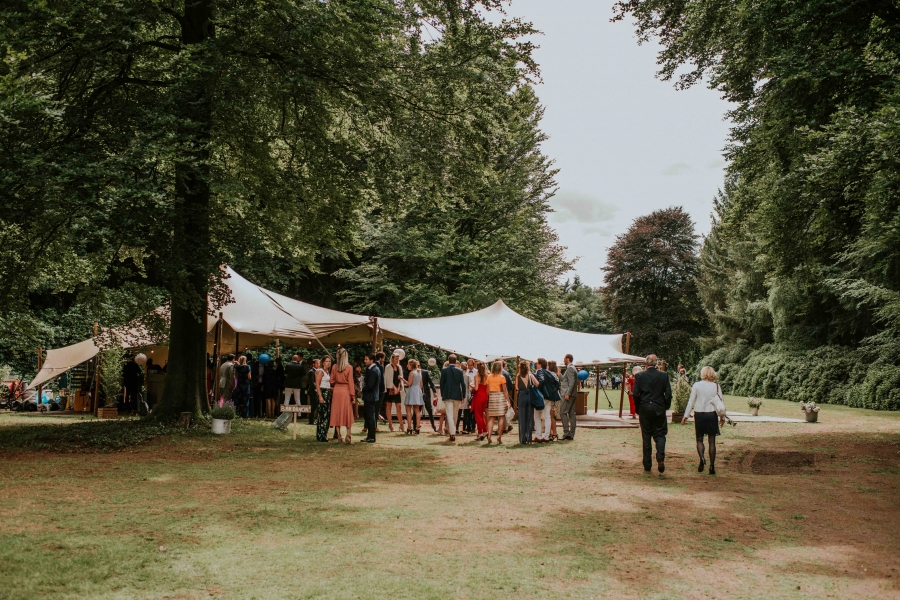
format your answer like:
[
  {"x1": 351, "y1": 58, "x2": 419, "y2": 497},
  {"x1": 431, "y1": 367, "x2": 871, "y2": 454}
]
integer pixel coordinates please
[{"x1": 632, "y1": 354, "x2": 672, "y2": 473}]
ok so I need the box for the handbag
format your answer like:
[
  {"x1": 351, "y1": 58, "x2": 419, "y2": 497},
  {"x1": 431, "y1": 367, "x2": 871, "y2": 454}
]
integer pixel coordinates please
[{"x1": 528, "y1": 376, "x2": 545, "y2": 410}]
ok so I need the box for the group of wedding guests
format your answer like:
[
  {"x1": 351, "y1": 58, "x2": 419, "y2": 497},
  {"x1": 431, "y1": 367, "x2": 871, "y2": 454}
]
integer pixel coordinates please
[{"x1": 218, "y1": 346, "x2": 729, "y2": 474}]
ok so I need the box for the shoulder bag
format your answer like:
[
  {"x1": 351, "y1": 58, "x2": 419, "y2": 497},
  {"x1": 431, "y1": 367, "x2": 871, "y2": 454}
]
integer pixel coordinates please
[{"x1": 529, "y1": 375, "x2": 545, "y2": 410}]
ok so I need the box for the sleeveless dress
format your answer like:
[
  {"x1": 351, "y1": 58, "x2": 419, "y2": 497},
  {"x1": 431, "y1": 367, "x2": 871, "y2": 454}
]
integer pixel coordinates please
[
  {"x1": 404, "y1": 370, "x2": 424, "y2": 406},
  {"x1": 329, "y1": 365, "x2": 355, "y2": 429},
  {"x1": 232, "y1": 364, "x2": 252, "y2": 417},
  {"x1": 315, "y1": 369, "x2": 332, "y2": 442}
]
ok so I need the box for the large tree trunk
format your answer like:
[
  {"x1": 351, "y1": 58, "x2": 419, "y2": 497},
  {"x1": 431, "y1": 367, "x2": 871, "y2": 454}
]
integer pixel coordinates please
[{"x1": 151, "y1": 0, "x2": 215, "y2": 420}]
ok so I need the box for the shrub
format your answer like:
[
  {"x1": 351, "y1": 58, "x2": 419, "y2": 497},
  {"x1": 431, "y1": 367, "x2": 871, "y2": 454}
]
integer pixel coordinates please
[
  {"x1": 99, "y1": 346, "x2": 127, "y2": 408},
  {"x1": 210, "y1": 406, "x2": 236, "y2": 420},
  {"x1": 672, "y1": 375, "x2": 691, "y2": 413},
  {"x1": 693, "y1": 342, "x2": 898, "y2": 410}
]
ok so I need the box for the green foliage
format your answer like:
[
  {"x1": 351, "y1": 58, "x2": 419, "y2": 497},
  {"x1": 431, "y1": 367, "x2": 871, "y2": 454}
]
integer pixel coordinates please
[
  {"x1": 601, "y1": 207, "x2": 707, "y2": 363},
  {"x1": 552, "y1": 277, "x2": 612, "y2": 334},
  {"x1": 616, "y1": 0, "x2": 900, "y2": 407},
  {"x1": 210, "y1": 406, "x2": 236, "y2": 421},
  {"x1": 332, "y1": 86, "x2": 570, "y2": 320},
  {"x1": 672, "y1": 374, "x2": 691, "y2": 413},
  {"x1": 99, "y1": 345, "x2": 126, "y2": 408},
  {"x1": 696, "y1": 343, "x2": 900, "y2": 410}
]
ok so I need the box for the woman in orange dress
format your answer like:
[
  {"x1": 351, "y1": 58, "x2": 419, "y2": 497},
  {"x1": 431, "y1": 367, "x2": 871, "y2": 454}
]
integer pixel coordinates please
[{"x1": 329, "y1": 348, "x2": 356, "y2": 443}]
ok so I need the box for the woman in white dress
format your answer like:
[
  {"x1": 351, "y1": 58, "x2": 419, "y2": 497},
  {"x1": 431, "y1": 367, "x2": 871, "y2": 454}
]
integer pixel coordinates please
[
  {"x1": 403, "y1": 359, "x2": 424, "y2": 435},
  {"x1": 681, "y1": 366, "x2": 728, "y2": 474}
]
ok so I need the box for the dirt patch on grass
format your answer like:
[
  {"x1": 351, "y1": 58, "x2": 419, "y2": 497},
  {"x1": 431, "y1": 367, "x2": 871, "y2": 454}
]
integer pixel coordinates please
[{"x1": 750, "y1": 450, "x2": 816, "y2": 474}]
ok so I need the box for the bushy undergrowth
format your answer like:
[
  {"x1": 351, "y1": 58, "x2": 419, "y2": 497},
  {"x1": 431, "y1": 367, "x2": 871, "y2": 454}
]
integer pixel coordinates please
[
  {"x1": 0, "y1": 419, "x2": 188, "y2": 453},
  {"x1": 696, "y1": 342, "x2": 900, "y2": 410}
]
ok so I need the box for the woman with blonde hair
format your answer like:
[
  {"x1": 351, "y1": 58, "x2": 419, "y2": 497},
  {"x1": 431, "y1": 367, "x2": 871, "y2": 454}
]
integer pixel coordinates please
[
  {"x1": 516, "y1": 360, "x2": 539, "y2": 445},
  {"x1": 682, "y1": 366, "x2": 727, "y2": 474},
  {"x1": 328, "y1": 349, "x2": 355, "y2": 443},
  {"x1": 315, "y1": 356, "x2": 333, "y2": 442},
  {"x1": 485, "y1": 361, "x2": 510, "y2": 444},
  {"x1": 403, "y1": 359, "x2": 424, "y2": 435}
]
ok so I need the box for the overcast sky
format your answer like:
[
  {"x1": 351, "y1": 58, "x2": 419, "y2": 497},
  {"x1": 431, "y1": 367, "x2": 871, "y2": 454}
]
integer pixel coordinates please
[{"x1": 497, "y1": 0, "x2": 733, "y2": 287}]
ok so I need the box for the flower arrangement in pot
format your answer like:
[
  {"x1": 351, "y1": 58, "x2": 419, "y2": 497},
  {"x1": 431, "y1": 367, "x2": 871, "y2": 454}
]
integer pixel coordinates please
[
  {"x1": 747, "y1": 397, "x2": 762, "y2": 417},
  {"x1": 210, "y1": 405, "x2": 236, "y2": 434},
  {"x1": 799, "y1": 401, "x2": 820, "y2": 423}
]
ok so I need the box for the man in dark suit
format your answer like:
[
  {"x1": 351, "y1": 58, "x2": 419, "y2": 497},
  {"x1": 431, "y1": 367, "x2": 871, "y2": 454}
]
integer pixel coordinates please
[
  {"x1": 414, "y1": 366, "x2": 438, "y2": 432},
  {"x1": 362, "y1": 353, "x2": 382, "y2": 443},
  {"x1": 439, "y1": 354, "x2": 466, "y2": 442},
  {"x1": 633, "y1": 354, "x2": 672, "y2": 473},
  {"x1": 374, "y1": 351, "x2": 386, "y2": 425}
]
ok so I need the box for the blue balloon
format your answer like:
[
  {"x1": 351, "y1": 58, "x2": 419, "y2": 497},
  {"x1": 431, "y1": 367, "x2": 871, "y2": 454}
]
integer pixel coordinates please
[
  {"x1": 258, "y1": 353, "x2": 271, "y2": 365},
  {"x1": 577, "y1": 369, "x2": 590, "y2": 381}
]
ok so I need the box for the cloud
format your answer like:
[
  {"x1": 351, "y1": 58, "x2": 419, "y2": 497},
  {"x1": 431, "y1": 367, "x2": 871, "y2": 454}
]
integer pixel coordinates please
[
  {"x1": 663, "y1": 162, "x2": 691, "y2": 176},
  {"x1": 549, "y1": 190, "x2": 618, "y2": 224},
  {"x1": 707, "y1": 159, "x2": 726, "y2": 169},
  {"x1": 583, "y1": 226, "x2": 614, "y2": 237}
]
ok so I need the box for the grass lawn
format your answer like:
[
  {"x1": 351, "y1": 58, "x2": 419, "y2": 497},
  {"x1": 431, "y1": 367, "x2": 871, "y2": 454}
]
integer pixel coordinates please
[{"x1": 1, "y1": 396, "x2": 898, "y2": 599}]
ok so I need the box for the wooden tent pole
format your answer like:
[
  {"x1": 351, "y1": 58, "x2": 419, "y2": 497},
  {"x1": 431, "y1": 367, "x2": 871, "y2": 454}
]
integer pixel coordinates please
[
  {"x1": 594, "y1": 367, "x2": 600, "y2": 413},
  {"x1": 618, "y1": 332, "x2": 631, "y2": 418},
  {"x1": 92, "y1": 322, "x2": 100, "y2": 417},
  {"x1": 371, "y1": 318, "x2": 378, "y2": 353},
  {"x1": 36, "y1": 347, "x2": 43, "y2": 407},
  {"x1": 211, "y1": 312, "x2": 223, "y2": 409}
]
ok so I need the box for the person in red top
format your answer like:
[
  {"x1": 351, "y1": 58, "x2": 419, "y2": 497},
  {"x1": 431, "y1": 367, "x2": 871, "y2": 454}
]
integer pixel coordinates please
[
  {"x1": 470, "y1": 362, "x2": 490, "y2": 440},
  {"x1": 626, "y1": 365, "x2": 642, "y2": 419}
]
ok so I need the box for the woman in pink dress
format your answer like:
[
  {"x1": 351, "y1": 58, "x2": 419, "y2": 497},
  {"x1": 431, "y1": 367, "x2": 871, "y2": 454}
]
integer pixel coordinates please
[{"x1": 329, "y1": 348, "x2": 356, "y2": 443}]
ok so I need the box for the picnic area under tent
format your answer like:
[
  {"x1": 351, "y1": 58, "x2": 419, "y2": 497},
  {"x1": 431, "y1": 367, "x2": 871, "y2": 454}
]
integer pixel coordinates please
[{"x1": 27, "y1": 267, "x2": 642, "y2": 391}]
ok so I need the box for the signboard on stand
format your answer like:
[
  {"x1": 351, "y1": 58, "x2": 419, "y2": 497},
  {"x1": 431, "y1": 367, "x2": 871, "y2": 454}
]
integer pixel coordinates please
[{"x1": 280, "y1": 405, "x2": 311, "y2": 440}]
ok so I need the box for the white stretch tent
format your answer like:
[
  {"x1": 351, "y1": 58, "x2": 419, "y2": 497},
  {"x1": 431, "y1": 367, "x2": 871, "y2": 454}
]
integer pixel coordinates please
[
  {"x1": 28, "y1": 269, "x2": 641, "y2": 389},
  {"x1": 378, "y1": 301, "x2": 643, "y2": 364}
]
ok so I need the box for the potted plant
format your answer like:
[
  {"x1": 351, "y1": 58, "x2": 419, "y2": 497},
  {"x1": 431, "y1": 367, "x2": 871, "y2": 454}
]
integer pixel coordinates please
[
  {"x1": 98, "y1": 346, "x2": 126, "y2": 419},
  {"x1": 799, "y1": 401, "x2": 820, "y2": 423},
  {"x1": 210, "y1": 406, "x2": 235, "y2": 434},
  {"x1": 671, "y1": 373, "x2": 691, "y2": 423},
  {"x1": 747, "y1": 397, "x2": 762, "y2": 417}
]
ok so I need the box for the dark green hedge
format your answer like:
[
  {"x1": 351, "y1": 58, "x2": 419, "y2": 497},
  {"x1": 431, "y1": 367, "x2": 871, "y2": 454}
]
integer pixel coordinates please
[{"x1": 695, "y1": 342, "x2": 900, "y2": 410}]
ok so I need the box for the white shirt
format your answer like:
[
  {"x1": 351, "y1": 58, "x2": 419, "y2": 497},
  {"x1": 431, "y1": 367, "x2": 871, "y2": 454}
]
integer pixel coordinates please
[
  {"x1": 684, "y1": 380, "x2": 727, "y2": 417},
  {"x1": 318, "y1": 368, "x2": 331, "y2": 390}
]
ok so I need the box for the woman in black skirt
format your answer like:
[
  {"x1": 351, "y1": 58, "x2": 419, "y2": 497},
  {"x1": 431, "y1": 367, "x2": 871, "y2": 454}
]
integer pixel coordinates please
[{"x1": 682, "y1": 366, "x2": 727, "y2": 474}]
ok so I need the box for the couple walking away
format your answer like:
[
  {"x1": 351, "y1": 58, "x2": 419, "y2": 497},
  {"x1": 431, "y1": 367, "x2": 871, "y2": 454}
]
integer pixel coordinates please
[{"x1": 633, "y1": 354, "x2": 727, "y2": 475}]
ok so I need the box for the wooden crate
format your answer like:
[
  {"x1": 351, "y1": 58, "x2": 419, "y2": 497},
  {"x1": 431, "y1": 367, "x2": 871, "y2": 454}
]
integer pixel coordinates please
[{"x1": 97, "y1": 407, "x2": 118, "y2": 419}]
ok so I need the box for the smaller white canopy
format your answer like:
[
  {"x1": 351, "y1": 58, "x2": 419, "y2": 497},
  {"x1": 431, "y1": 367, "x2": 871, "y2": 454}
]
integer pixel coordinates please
[
  {"x1": 378, "y1": 300, "x2": 643, "y2": 364},
  {"x1": 27, "y1": 339, "x2": 99, "y2": 390}
]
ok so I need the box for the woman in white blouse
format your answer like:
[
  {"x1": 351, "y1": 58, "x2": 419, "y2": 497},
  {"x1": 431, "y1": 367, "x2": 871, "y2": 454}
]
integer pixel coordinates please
[{"x1": 681, "y1": 366, "x2": 727, "y2": 475}]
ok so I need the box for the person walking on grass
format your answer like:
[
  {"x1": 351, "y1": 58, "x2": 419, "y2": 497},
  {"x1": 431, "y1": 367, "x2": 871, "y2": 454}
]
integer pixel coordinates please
[
  {"x1": 329, "y1": 348, "x2": 355, "y2": 444},
  {"x1": 558, "y1": 354, "x2": 578, "y2": 440},
  {"x1": 633, "y1": 354, "x2": 672, "y2": 473},
  {"x1": 485, "y1": 361, "x2": 510, "y2": 444},
  {"x1": 314, "y1": 356, "x2": 333, "y2": 442},
  {"x1": 682, "y1": 366, "x2": 727, "y2": 475},
  {"x1": 439, "y1": 354, "x2": 466, "y2": 442},
  {"x1": 362, "y1": 353, "x2": 382, "y2": 443},
  {"x1": 403, "y1": 359, "x2": 424, "y2": 435}
]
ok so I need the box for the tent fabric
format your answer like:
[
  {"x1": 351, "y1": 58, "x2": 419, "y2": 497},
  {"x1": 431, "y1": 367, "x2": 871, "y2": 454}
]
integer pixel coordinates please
[
  {"x1": 377, "y1": 301, "x2": 644, "y2": 364},
  {"x1": 27, "y1": 338, "x2": 99, "y2": 390},
  {"x1": 28, "y1": 270, "x2": 642, "y2": 389}
]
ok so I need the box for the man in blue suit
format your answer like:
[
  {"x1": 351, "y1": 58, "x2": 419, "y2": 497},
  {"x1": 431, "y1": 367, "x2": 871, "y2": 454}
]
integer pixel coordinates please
[{"x1": 362, "y1": 353, "x2": 383, "y2": 443}]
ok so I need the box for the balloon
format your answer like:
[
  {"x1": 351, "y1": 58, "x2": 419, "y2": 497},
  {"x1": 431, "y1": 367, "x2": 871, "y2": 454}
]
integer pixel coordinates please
[
  {"x1": 134, "y1": 353, "x2": 148, "y2": 366},
  {"x1": 258, "y1": 353, "x2": 271, "y2": 365},
  {"x1": 428, "y1": 357, "x2": 437, "y2": 367},
  {"x1": 577, "y1": 369, "x2": 590, "y2": 381},
  {"x1": 393, "y1": 348, "x2": 406, "y2": 360}
]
